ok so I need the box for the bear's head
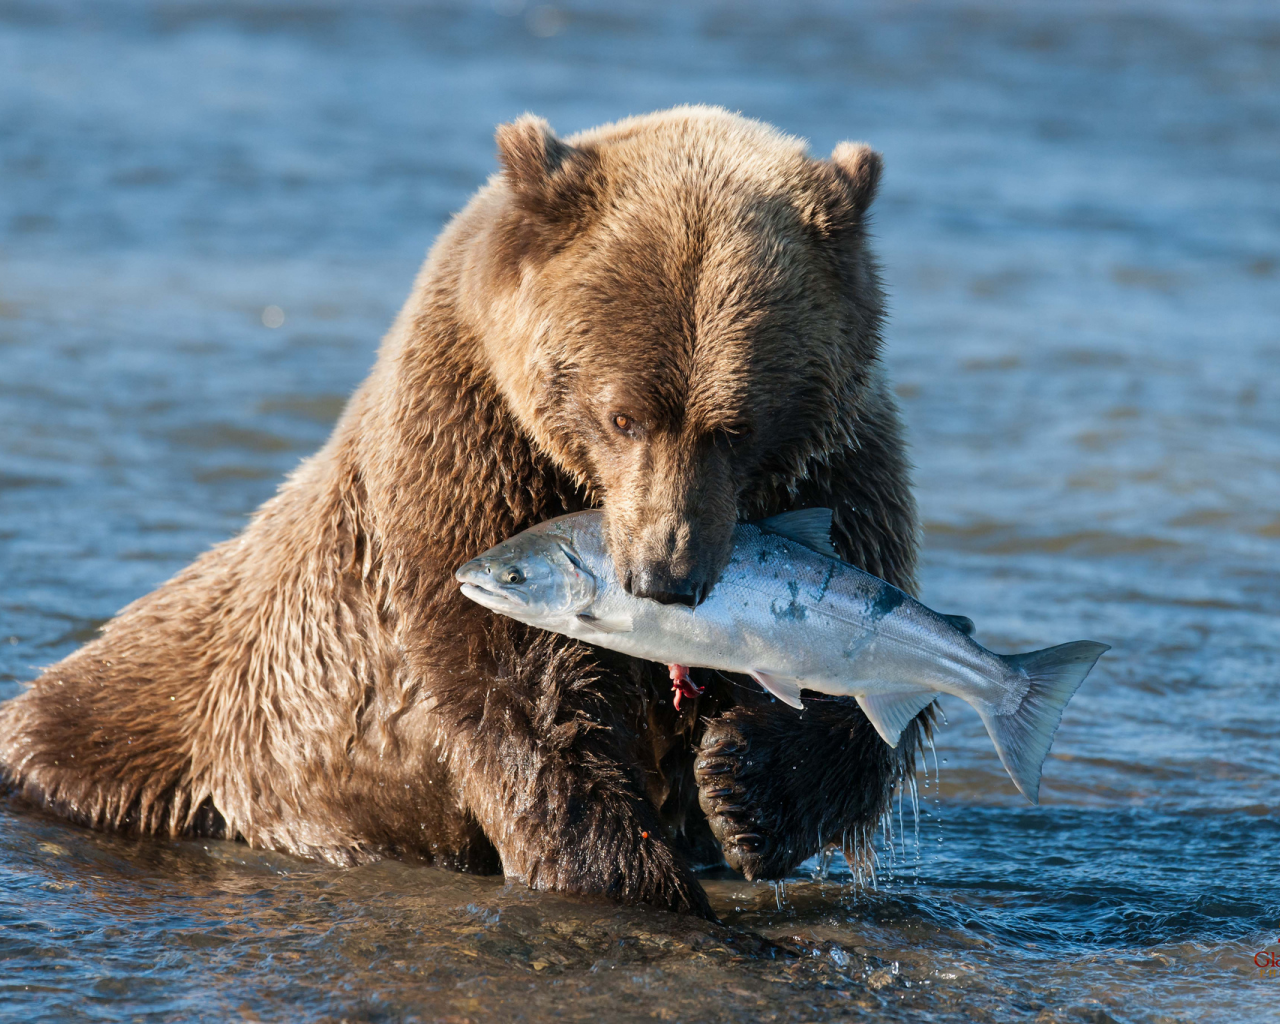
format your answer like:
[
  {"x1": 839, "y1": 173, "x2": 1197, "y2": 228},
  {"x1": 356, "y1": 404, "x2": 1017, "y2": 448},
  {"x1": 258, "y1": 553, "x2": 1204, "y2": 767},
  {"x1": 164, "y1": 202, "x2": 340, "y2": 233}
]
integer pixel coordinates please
[{"x1": 470, "y1": 107, "x2": 886, "y2": 606}]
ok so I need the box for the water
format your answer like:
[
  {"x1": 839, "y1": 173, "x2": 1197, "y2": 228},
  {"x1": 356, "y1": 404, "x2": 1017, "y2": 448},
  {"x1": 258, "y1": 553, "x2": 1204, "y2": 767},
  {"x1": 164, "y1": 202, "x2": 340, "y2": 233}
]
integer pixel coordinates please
[{"x1": 1, "y1": 1, "x2": 1278, "y2": 1020}]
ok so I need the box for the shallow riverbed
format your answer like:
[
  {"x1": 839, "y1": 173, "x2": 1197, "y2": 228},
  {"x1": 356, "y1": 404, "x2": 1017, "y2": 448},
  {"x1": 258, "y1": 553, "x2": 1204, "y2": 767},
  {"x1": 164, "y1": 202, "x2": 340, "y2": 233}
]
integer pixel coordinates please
[{"x1": 1, "y1": 1, "x2": 1278, "y2": 1021}]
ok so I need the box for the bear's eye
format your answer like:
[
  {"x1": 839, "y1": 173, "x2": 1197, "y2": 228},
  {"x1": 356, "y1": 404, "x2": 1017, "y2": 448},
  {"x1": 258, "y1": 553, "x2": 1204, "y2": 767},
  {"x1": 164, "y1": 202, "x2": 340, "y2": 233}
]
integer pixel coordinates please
[
  {"x1": 501, "y1": 567, "x2": 525, "y2": 585},
  {"x1": 715, "y1": 424, "x2": 753, "y2": 450},
  {"x1": 612, "y1": 413, "x2": 635, "y2": 435}
]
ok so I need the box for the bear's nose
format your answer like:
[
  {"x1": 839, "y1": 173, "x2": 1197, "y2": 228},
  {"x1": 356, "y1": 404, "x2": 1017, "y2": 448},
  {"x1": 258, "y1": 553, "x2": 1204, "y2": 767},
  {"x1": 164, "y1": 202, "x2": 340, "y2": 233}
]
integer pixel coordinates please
[{"x1": 627, "y1": 567, "x2": 703, "y2": 607}]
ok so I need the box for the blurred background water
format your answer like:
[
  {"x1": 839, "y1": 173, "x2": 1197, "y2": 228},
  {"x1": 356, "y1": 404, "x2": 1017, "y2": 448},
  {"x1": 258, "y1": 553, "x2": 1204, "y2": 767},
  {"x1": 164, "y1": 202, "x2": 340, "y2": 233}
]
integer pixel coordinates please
[{"x1": 1, "y1": 1, "x2": 1278, "y2": 1021}]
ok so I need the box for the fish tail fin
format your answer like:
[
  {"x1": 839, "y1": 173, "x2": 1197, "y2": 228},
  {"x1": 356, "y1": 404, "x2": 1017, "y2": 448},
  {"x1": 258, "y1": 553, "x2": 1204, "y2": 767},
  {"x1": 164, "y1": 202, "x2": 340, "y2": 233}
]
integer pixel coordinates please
[{"x1": 979, "y1": 640, "x2": 1109, "y2": 804}]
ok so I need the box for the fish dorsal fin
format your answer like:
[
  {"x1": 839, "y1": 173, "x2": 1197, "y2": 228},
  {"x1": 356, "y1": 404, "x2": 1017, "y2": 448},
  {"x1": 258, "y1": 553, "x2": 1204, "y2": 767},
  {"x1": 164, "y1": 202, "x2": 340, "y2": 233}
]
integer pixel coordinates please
[
  {"x1": 855, "y1": 690, "x2": 937, "y2": 747},
  {"x1": 940, "y1": 613, "x2": 975, "y2": 636},
  {"x1": 753, "y1": 508, "x2": 839, "y2": 559},
  {"x1": 750, "y1": 670, "x2": 805, "y2": 709}
]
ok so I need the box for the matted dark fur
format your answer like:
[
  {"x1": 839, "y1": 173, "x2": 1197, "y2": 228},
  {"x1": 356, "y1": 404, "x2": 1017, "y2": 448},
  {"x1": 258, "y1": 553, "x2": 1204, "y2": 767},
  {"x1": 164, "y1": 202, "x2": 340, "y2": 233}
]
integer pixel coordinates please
[{"x1": 0, "y1": 107, "x2": 925, "y2": 918}]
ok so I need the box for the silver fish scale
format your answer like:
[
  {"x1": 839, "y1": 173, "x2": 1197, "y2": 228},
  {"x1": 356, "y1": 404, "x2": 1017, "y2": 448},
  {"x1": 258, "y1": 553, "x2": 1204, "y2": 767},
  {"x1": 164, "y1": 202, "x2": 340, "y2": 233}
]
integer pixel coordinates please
[
  {"x1": 518, "y1": 513, "x2": 1017, "y2": 711},
  {"x1": 690, "y1": 525, "x2": 1022, "y2": 711}
]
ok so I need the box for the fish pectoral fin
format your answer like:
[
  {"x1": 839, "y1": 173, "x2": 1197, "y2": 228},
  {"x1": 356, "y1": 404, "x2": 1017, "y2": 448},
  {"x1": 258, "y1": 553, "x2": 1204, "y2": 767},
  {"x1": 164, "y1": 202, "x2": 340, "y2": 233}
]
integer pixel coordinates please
[
  {"x1": 576, "y1": 612, "x2": 633, "y2": 634},
  {"x1": 752, "y1": 508, "x2": 840, "y2": 559},
  {"x1": 749, "y1": 670, "x2": 805, "y2": 709},
  {"x1": 855, "y1": 690, "x2": 938, "y2": 747}
]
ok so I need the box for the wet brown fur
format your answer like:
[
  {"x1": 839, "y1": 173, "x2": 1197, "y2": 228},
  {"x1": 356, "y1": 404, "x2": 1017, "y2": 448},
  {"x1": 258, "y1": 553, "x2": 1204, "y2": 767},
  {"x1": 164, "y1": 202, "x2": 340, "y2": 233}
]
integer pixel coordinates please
[{"x1": 0, "y1": 107, "x2": 922, "y2": 917}]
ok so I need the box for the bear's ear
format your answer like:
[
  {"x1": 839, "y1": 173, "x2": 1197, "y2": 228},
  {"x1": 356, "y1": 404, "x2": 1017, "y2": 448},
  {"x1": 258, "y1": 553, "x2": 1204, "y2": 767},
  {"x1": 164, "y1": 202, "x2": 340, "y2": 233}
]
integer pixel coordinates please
[
  {"x1": 824, "y1": 141, "x2": 883, "y2": 225},
  {"x1": 496, "y1": 114, "x2": 573, "y2": 191},
  {"x1": 495, "y1": 114, "x2": 599, "y2": 223}
]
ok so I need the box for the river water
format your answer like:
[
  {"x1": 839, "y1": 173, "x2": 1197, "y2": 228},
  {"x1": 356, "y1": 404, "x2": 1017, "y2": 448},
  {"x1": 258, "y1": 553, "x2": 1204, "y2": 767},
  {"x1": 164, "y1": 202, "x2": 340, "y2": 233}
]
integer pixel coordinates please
[{"x1": 1, "y1": 1, "x2": 1278, "y2": 1021}]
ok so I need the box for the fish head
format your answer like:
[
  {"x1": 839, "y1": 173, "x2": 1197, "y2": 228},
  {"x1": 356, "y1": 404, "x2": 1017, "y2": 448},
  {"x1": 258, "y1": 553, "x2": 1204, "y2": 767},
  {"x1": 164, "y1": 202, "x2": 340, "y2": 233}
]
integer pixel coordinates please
[{"x1": 455, "y1": 529, "x2": 598, "y2": 624}]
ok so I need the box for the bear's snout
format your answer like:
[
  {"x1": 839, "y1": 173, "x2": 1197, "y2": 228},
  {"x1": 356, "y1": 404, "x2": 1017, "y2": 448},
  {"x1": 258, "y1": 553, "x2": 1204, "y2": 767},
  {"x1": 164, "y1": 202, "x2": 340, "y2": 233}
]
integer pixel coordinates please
[
  {"x1": 601, "y1": 438, "x2": 739, "y2": 608},
  {"x1": 626, "y1": 564, "x2": 703, "y2": 608},
  {"x1": 612, "y1": 511, "x2": 735, "y2": 609}
]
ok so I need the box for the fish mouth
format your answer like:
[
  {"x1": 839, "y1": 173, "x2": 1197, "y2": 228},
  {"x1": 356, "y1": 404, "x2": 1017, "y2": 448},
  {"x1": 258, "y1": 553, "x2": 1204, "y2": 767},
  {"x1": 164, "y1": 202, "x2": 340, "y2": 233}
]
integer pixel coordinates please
[{"x1": 458, "y1": 580, "x2": 528, "y2": 611}]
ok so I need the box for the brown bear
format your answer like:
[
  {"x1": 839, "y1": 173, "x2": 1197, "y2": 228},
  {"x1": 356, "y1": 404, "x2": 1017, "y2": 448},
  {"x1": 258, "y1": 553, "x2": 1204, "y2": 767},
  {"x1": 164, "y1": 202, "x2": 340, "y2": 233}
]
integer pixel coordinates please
[{"x1": 0, "y1": 106, "x2": 924, "y2": 919}]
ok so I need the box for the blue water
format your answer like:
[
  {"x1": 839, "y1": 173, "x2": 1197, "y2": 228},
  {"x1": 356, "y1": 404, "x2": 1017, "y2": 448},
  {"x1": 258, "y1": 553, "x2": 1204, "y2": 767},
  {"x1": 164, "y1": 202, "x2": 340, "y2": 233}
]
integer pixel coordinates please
[{"x1": 1, "y1": 1, "x2": 1278, "y2": 1021}]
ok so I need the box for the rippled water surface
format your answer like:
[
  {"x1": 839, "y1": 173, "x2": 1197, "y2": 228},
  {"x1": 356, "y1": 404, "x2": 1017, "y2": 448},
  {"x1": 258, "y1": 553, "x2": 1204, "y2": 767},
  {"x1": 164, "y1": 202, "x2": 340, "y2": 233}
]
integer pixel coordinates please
[{"x1": 2, "y1": 1, "x2": 1278, "y2": 1021}]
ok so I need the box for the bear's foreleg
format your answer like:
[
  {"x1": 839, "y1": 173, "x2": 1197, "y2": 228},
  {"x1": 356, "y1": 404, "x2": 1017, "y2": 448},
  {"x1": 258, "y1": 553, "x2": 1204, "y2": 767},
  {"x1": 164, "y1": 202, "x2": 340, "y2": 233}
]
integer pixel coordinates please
[
  {"x1": 430, "y1": 627, "x2": 714, "y2": 919},
  {"x1": 693, "y1": 696, "x2": 926, "y2": 880}
]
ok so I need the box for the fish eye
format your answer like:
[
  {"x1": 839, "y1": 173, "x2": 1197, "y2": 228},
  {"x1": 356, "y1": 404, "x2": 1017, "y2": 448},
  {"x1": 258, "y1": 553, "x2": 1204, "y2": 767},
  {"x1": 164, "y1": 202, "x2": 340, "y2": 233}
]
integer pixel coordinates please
[{"x1": 501, "y1": 566, "x2": 525, "y2": 585}]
